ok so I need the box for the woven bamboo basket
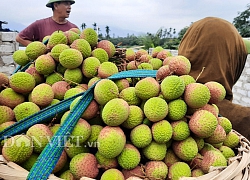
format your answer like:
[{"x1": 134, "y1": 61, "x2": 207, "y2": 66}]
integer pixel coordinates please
[{"x1": 0, "y1": 130, "x2": 250, "y2": 180}]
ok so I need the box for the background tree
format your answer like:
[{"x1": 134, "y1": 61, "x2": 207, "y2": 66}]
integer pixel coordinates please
[
  {"x1": 92, "y1": 22, "x2": 97, "y2": 30},
  {"x1": 105, "y1": 26, "x2": 111, "y2": 39},
  {"x1": 233, "y1": 4, "x2": 250, "y2": 37},
  {"x1": 80, "y1": 23, "x2": 86, "y2": 30}
]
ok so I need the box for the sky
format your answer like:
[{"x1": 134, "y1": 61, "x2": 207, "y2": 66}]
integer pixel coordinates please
[{"x1": 1, "y1": 0, "x2": 250, "y2": 37}]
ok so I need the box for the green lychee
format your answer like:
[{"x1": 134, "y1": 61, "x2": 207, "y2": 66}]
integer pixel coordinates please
[
  {"x1": 101, "y1": 98, "x2": 130, "y2": 126},
  {"x1": 143, "y1": 97, "x2": 168, "y2": 122},
  {"x1": 97, "y1": 126, "x2": 126, "y2": 158}
]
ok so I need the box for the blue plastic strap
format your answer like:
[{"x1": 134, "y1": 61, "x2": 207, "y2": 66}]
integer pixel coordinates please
[
  {"x1": 27, "y1": 86, "x2": 94, "y2": 180},
  {"x1": 0, "y1": 91, "x2": 87, "y2": 141}
]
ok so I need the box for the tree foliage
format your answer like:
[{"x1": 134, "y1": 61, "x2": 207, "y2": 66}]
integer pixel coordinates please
[{"x1": 233, "y1": 4, "x2": 250, "y2": 37}]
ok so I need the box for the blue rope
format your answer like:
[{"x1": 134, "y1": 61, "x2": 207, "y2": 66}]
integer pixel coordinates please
[{"x1": 0, "y1": 91, "x2": 87, "y2": 141}]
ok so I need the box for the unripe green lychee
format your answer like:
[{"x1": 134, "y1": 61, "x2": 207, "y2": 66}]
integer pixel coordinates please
[
  {"x1": 61, "y1": 116, "x2": 91, "y2": 144},
  {"x1": 145, "y1": 160, "x2": 168, "y2": 180},
  {"x1": 94, "y1": 79, "x2": 119, "y2": 105},
  {"x1": 45, "y1": 72, "x2": 63, "y2": 86},
  {"x1": 201, "y1": 150, "x2": 227, "y2": 173},
  {"x1": 130, "y1": 124, "x2": 152, "y2": 148},
  {"x1": 117, "y1": 144, "x2": 141, "y2": 170},
  {"x1": 97, "y1": 126, "x2": 126, "y2": 158},
  {"x1": 0, "y1": 88, "x2": 25, "y2": 109},
  {"x1": 98, "y1": 62, "x2": 119, "y2": 78},
  {"x1": 82, "y1": 56, "x2": 101, "y2": 78},
  {"x1": 87, "y1": 125, "x2": 103, "y2": 146},
  {"x1": 218, "y1": 116, "x2": 232, "y2": 134},
  {"x1": 101, "y1": 98, "x2": 130, "y2": 126},
  {"x1": 64, "y1": 67, "x2": 83, "y2": 85},
  {"x1": 70, "y1": 39, "x2": 92, "y2": 59},
  {"x1": 167, "y1": 99, "x2": 187, "y2": 121},
  {"x1": 184, "y1": 82, "x2": 211, "y2": 109},
  {"x1": 59, "y1": 48, "x2": 83, "y2": 69},
  {"x1": 92, "y1": 48, "x2": 109, "y2": 63},
  {"x1": 13, "y1": 102, "x2": 40, "y2": 121},
  {"x1": 137, "y1": 62, "x2": 153, "y2": 70},
  {"x1": 223, "y1": 131, "x2": 240, "y2": 148},
  {"x1": 164, "y1": 148, "x2": 181, "y2": 168},
  {"x1": 47, "y1": 30, "x2": 67, "y2": 50},
  {"x1": 160, "y1": 75, "x2": 185, "y2": 101},
  {"x1": 95, "y1": 151, "x2": 118, "y2": 170},
  {"x1": 35, "y1": 54, "x2": 56, "y2": 75},
  {"x1": 119, "y1": 87, "x2": 141, "y2": 106},
  {"x1": 172, "y1": 136, "x2": 198, "y2": 161},
  {"x1": 171, "y1": 120, "x2": 190, "y2": 141},
  {"x1": 0, "y1": 105, "x2": 15, "y2": 124},
  {"x1": 100, "y1": 168, "x2": 125, "y2": 180},
  {"x1": 64, "y1": 87, "x2": 85, "y2": 99},
  {"x1": 168, "y1": 162, "x2": 191, "y2": 180},
  {"x1": 135, "y1": 77, "x2": 160, "y2": 100},
  {"x1": 2, "y1": 135, "x2": 33, "y2": 164},
  {"x1": 114, "y1": 79, "x2": 130, "y2": 92},
  {"x1": 125, "y1": 48, "x2": 136, "y2": 61},
  {"x1": 121, "y1": 105, "x2": 144, "y2": 129},
  {"x1": 31, "y1": 83, "x2": 54, "y2": 107},
  {"x1": 69, "y1": 153, "x2": 99, "y2": 179},
  {"x1": 59, "y1": 170, "x2": 75, "y2": 180},
  {"x1": 12, "y1": 49, "x2": 30, "y2": 66},
  {"x1": 189, "y1": 110, "x2": 218, "y2": 138},
  {"x1": 20, "y1": 153, "x2": 39, "y2": 171},
  {"x1": 80, "y1": 27, "x2": 98, "y2": 48},
  {"x1": 219, "y1": 145, "x2": 235, "y2": 160},
  {"x1": 50, "y1": 44, "x2": 70, "y2": 62},
  {"x1": 142, "y1": 141, "x2": 167, "y2": 161},
  {"x1": 26, "y1": 124, "x2": 53, "y2": 153},
  {"x1": 143, "y1": 97, "x2": 168, "y2": 122},
  {"x1": 64, "y1": 140, "x2": 90, "y2": 159},
  {"x1": 9, "y1": 72, "x2": 36, "y2": 94},
  {"x1": 149, "y1": 58, "x2": 163, "y2": 70},
  {"x1": 151, "y1": 120, "x2": 172, "y2": 144},
  {"x1": 25, "y1": 41, "x2": 47, "y2": 60},
  {"x1": 205, "y1": 81, "x2": 226, "y2": 104},
  {"x1": 64, "y1": 30, "x2": 80, "y2": 45},
  {"x1": 179, "y1": 74, "x2": 196, "y2": 87}
]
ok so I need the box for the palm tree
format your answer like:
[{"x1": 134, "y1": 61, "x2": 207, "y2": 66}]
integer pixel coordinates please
[
  {"x1": 93, "y1": 22, "x2": 97, "y2": 30},
  {"x1": 105, "y1": 26, "x2": 110, "y2": 39},
  {"x1": 80, "y1": 23, "x2": 86, "y2": 30}
]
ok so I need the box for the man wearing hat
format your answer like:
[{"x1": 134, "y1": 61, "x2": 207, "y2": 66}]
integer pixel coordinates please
[{"x1": 16, "y1": 0, "x2": 78, "y2": 46}]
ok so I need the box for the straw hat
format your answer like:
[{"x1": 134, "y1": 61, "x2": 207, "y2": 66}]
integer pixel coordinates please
[{"x1": 46, "y1": 0, "x2": 75, "y2": 8}]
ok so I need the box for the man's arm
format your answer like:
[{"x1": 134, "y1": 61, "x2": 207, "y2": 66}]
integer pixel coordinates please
[{"x1": 16, "y1": 34, "x2": 32, "y2": 47}]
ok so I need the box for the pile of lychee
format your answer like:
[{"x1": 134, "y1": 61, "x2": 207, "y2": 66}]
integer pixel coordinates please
[{"x1": 0, "y1": 29, "x2": 242, "y2": 180}]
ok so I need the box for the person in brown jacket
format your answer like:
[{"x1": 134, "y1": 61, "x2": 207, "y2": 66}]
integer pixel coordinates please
[{"x1": 178, "y1": 16, "x2": 250, "y2": 140}]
